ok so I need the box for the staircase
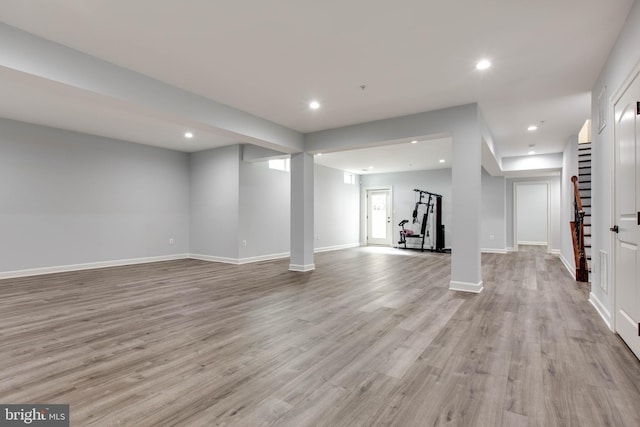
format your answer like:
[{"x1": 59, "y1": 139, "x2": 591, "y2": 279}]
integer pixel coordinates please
[{"x1": 578, "y1": 142, "x2": 592, "y2": 269}]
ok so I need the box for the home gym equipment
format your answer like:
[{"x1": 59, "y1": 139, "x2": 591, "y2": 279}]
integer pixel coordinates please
[{"x1": 398, "y1": 189, "x2": 446, "y2": 252}]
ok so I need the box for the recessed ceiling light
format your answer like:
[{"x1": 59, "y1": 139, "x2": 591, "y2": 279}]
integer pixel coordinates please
[
  {"x1": 411, "y1": 140, "x2": 418, "y2": 144},
  {"x1": 527, "y1": 125, "x2": 538, "y2": 131},
  {"x1": 528, "y1": 150, "x2": 536, "y2": 155},
  {"x1": 439, "y1": 159, "x2": 445, "y2": 163},
  {"x1": 316, "y1": 153, "x2": 322, "y2": 156},
  {"x1": 309, "y1": 101, "x2": 320, "y2": 110},
  {"x1": 476, "y1": 59, "x2": 491, "y2": 70},
  {"x1": 368, "y1": 166, "x2": 374, "y2": 169},
  {"x1": 184, "y1": 132, "x2": 193, "y2": 139}
]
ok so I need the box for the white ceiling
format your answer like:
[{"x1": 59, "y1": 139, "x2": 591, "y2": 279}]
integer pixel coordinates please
[
  {"x1": 314, "y1": 137, "x2": 451, "y2": 175},
  {"x1": 0, "y1": 66, "x2": 237, "y2": 152},
  {"x1": 0, "y1": 1, "x2": 633, "y2": 164}
]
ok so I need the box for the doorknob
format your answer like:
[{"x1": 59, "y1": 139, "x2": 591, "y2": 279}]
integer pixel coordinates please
[{"x1": 610, "y1": 225, "x2": 619, "y2": 233}]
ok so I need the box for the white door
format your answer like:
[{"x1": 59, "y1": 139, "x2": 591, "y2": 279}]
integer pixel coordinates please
[
  {"x1": 367, "y1": 189, "x2": 392, "y2": 245},
  {"x1": 613, "y1": 72, "x2": 640, "y2": 359},
  {"x1": 515, "y1": 183, "x2": 549, "y2": 247}
]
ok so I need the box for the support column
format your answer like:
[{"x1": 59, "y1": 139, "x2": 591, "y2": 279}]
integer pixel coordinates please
[
  {"x1": 290, "y1": 152, "x2": 315, "y2": 271},
  {"x1": 449, "y1": 125, "x2": 483, "y2": 293}
]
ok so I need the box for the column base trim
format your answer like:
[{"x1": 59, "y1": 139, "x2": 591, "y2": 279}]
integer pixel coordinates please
[
  {"x1": 449, "y1": 280, "x2": 484, "y2": 293},
  {"x1": 289, "y1": 263, "x2": 316, "y2": 272}
]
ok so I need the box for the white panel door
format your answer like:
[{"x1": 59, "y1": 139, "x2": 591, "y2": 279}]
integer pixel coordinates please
[
  {"x1": 614, "y1": 72, "x2": 640, "y2": 359},
  {"x1": 367, "y1": 189, "x2": 392, "y2": 245},
  {"x1": 515, "y1": 183, "x2": 548, "y2": 246}
]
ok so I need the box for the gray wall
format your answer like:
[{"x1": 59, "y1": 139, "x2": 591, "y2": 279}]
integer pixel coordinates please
[
  {"x1": 506, "y1": 176, "x2": 561, "y2": 251},
  {"x1": 238, "y1": 161, "x2": 361, "y2": 257},
  {"x1": 239, "y1": 159, "x2": 290, "y2": 259},
  {"x1": 481, "y1": 168, "x2": 507, "y2": 251},
  {"x1": 590, "y1": 0, "x2": 640, "y2": 324},
  {"x1": 0, "y1": 118, "x2": 190, "y2": 273},
  {"x1": 191, "y1": 151, "x2": 361, "y2": 262},
  {"x1": 315, "y1": 165, "x2": 360, "y2": 250},
  {"x1": 189, "y1": 145, "x2": 240, "y2": 260},
  {"x1": 360, "y1": 169, "x2": 453, "y2": 249}
]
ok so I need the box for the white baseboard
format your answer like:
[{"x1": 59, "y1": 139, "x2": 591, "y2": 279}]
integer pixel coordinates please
[
  {"x1": 589, "y1": 292, "x2": 612, "y2": 331},
  {"x1": 0, "y1": 244, "x2": 362, "y2": 279},
  {"x1": 449, "y1": 280, "x2": 484, "y2": 293},
  {"x1": 315, "y1": 242, "x2": 361, "y2": 253},
  {"x1": 481, "y1": 248, "x2": 508, "y2": 254},
  {"x1": 517, "y1": 241, "x2": 548, "y2": 246},
  {"x1": 559, "y1": 254, "x2": 576, "y2": 280},
  {"x1": 289, "y1": 263, "x2": 316, "y2": 272},
  {"x1": 189, "y1": 254, "x2": 240, "y2": 265},
  {"x1": 506, "y1": 247, "x2": 515, "y2": 252},
  {"x1": 550, "y1": 249, "x2": 561, "y2": 256},
  {"x1": 0, "y1": 254, "x2": 190, "y2": 280},
  {"x1": 191, "y1": 253, "x2": 290, "y2": 265},
  {"x1": 238, "y1": 252, "x2": 290, "y2": 264},
  {"x1": 194, "y1": 243, "x2": 360, "y2": 266}
]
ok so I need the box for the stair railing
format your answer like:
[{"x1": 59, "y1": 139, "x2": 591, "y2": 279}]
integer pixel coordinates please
[{"x1": 571, "y1": 176, "x2": 589, "y2": 282}]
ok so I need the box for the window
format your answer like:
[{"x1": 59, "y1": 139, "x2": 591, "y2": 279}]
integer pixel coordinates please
[
  {"x1": 344, "y1": 172, "x2": 355, "y2": 184},
  {"x1": 268, "y1": 158, "x2": 290, "y2": 172}
]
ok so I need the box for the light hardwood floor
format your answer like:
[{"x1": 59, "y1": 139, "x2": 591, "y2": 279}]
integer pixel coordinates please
[{"x1": 1, "y1": 246, "x2": 639, "y2": 426}]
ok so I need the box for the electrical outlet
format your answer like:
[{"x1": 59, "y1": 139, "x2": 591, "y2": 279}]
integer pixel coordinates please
[
  {"x1": 242, "y1": 240, "x2": 247, "y2": 247},
  {"x1": 489, "y1": 235, "x2": 494, "y2": 241},
  {"x1": 169, "y1": 238, "x2": 174, "y2": 245},
  {"x1": 315, "y1": 235, "x2": 320, "y2": 240}
]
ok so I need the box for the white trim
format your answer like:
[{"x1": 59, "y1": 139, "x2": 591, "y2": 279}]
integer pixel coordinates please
[
  {"x1": 238, "y1": 252, "x2": 290, "y2": 264},
  {"x1": 516, "y1": 241, "x2": 548, "y2": 246},
  {"x1": 610, "y1": 77, "x2": 618, "y2": 333},
  {"x1": 609, "y1": 60, "x2": 640, "y2": 334},
  {"x1": 559, "y1": 254, "x2": 576, "y2": 280},
  {"x1": 0, "y1": 244, "x2": 364, "y2": 278},
  {"x1": 364, "y1": 186, "x2": 393, "y2": 246},
  {"x1": 289, "y1": 263, "x2": 315, "y2": 272},
  {"x1": 193, "y1": 252, "x2": 290, "y2": 265},
  {"x1": 481, "y1": 248, "x2": 508, "y2": 254},
  {"x1": 195, "y1": 244, "x2": 362, "y2": 266},
  {"x1": 549, "y1": 249, "x2": 561, "y2": 256},
  {"x1": 0, "y1": 254, "x2": 190, "y2": 280},
  {"x1": 611, "y1": 56, "x2": 640, "y2": 102},
  {"x1": 506, "y1": 247, "x2": 515, "y2": 252},
  {"x1": 315, "y1": 242, "x2": 361, "y2": 253},
  {"x1": 589, "y1": 292, "x2": 613, "y2": 331},
  {"x1": 189, "y1": 254, "x2": 239, "y2": 265},
  {"x1": 449, "y1": 280, "x2": 484, "y2": 293}
]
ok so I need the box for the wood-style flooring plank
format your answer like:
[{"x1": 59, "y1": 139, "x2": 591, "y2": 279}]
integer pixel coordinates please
[{"x1": 0, "y1": 246, "x2": 639, "y2": 426}]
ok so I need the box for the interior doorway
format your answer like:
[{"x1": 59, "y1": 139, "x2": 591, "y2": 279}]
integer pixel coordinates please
[
  {"x1": 366, "y1": 188, "x2": 392, "y2": 246},
  {"x1": 514, "y1": 182, "x2": 549, "y2": 250}
]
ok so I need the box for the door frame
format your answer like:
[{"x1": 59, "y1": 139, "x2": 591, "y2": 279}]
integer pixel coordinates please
[
  {"x1": 364, "y1": 186, "x2": 393, "y2": 246},
  {"x1": 513, "y1": 181, "x2": 551, "y2": 251},
  {"x1": 610, "y1": 58, "x2": 640, "y2": 333}
]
